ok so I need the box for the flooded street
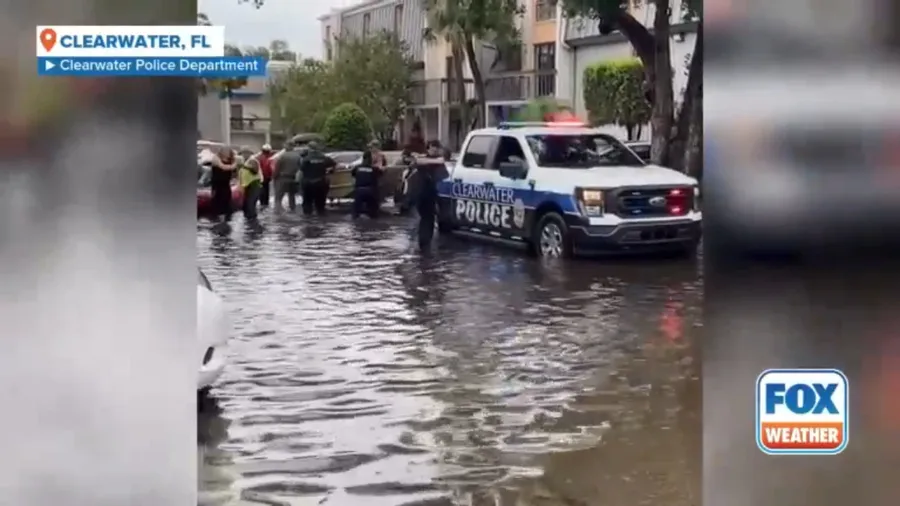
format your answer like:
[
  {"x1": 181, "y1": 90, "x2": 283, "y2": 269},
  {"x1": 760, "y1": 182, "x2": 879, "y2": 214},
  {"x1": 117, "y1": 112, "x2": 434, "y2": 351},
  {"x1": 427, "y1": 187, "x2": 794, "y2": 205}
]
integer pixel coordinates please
[{"x1": 197, "y1": 212, "x2": 701, "y2": 506}]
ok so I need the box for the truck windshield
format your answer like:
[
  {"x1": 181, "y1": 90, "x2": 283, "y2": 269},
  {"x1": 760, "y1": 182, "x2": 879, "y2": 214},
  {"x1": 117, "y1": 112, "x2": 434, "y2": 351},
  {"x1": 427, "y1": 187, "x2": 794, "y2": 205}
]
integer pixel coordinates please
[{"x1": 525, "y1": 134, "x2": 645, "y2": 168}]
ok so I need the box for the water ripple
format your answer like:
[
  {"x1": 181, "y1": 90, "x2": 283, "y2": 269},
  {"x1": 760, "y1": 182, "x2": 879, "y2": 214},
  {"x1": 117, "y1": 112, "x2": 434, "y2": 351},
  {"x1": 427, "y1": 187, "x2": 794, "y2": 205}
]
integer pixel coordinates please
[{"x1": 198, "y1": 213, "x2": 701, "y2": 506}]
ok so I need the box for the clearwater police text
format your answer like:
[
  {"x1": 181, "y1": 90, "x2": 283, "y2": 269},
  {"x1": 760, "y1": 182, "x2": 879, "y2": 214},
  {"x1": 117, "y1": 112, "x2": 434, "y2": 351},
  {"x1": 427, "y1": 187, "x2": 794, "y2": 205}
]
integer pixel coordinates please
[{"x1": 58, "y1": 58, "x2": 261, "y2": 74}]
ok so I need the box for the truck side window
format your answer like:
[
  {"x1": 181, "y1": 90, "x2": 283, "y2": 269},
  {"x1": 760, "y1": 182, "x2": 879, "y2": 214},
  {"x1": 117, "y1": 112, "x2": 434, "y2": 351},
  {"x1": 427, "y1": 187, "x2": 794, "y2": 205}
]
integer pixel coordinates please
[
  {"x1": 490, "y1": 136, "x2": 527, "y2": 168},
  {"x1": 461, "y1": 135, "x2": 495, "y2": 168}
]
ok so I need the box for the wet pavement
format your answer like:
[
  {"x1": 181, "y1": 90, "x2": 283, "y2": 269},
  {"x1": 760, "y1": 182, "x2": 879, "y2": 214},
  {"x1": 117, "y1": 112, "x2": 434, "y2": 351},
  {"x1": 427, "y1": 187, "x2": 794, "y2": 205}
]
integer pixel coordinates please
[{"x1": 197, "y1": 211, "x2": 701, "y2": 506}]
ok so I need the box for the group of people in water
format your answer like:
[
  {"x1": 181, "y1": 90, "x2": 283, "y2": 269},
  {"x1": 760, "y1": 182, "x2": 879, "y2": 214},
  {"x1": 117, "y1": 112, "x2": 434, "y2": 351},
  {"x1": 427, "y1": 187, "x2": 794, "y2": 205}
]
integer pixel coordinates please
[{"x1": 202, "y1": 139, "x2": 448, "y2": 249}]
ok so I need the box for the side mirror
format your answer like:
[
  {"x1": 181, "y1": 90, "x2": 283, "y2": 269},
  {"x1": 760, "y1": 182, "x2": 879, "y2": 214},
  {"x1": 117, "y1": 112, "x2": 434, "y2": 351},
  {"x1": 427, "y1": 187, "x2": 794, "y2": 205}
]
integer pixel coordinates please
[{"x1": 498, "y1": 161, "x2": 527, "y2": 180}]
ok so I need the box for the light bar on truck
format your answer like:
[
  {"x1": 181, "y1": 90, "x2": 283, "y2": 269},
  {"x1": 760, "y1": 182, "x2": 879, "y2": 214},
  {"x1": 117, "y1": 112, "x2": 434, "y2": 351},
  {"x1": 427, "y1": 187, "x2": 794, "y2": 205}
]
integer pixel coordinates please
[{"x1": 497, "y1": 121, "x2": 587, "y2": 129}]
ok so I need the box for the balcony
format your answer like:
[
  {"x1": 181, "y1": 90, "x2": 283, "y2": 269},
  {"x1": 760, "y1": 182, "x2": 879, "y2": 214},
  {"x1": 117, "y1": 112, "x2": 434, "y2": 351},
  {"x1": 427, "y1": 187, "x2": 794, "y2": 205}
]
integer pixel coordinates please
[
  {"x1": 483, "y1": 70, "x2": 557, "y2": 102},
  {"x1": 230, "y1": 117, "x2": 271, "y2": 133},
  {"x1": 408, "y1": 78, "x2": 476, "y2": 106},
  {"x1": 408, "y1": 71, "x2": 556, "y2": 107}
]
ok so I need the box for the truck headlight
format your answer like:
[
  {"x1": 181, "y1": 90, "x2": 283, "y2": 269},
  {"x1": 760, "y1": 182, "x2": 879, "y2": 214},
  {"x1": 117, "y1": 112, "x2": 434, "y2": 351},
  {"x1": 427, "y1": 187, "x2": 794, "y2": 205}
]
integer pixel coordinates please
[{"x1": 575, "y1": 187, "x2": 604, "y2": 216}]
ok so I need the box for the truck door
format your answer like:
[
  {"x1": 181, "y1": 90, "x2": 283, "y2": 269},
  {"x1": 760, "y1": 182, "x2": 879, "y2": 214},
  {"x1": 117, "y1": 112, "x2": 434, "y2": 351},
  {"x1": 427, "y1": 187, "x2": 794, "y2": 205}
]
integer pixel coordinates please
[
  {"x1": 480, "y1": 134, "x2": 534, "y2": 239},
  {"x1": 439, "y1": 135, "x2": 499, "y2": 231}
]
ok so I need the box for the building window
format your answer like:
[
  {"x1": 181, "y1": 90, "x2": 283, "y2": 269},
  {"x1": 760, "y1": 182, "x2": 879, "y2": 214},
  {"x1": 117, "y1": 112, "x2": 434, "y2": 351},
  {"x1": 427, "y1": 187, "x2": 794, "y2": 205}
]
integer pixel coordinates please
[
  {"x1": 535, "y1": 0, "x2": 555, "y2": 21},
  {"x1": 534, "y1": 43, "x2": 555, "y2": 70},
  {"x1": 363, "y1": 13, "x2": 371, "y2": 37},
  {"x1": 229, "y1": 104, "x2": 244, "y2": 130},
  {"x1": 394, "y1": 4, "x2": 403, "y2": 33}
]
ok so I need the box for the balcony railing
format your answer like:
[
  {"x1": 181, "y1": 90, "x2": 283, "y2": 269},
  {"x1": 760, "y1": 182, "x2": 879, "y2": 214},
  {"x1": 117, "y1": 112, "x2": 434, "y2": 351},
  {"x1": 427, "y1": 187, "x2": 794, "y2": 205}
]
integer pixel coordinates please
[
  {"x1": 409, "y1": 71, "x2": 556, "y2": 106},
  {"x1": 230, "y1": 117, "x2": 271, "y2": 132},
  {"x1": 483, "y1": 70, "x2": 557, "y2": 101},
  {"x1": 408, "y1": 78, "x2": 476, "y2": 106}
]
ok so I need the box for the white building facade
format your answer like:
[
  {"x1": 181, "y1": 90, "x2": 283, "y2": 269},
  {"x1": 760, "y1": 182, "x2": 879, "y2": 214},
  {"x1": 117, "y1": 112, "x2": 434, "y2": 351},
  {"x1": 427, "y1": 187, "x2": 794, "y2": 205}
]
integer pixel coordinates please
[{"x1": 555, "y1": 4, "x2": 698, "y2": 139}]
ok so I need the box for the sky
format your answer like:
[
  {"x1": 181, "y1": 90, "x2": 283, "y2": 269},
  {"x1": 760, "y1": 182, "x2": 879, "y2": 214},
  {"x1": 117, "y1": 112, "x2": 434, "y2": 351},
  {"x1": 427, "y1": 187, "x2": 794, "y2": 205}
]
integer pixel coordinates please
[{"x1": 198, "y1": 0, "x2": 358, "y2": 59}]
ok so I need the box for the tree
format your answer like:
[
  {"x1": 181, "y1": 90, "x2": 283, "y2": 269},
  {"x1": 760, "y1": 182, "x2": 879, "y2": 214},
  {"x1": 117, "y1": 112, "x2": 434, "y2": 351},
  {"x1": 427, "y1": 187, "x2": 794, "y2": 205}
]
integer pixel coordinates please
[
  {"x1": 268, "y1": 39, "x2": 296, "y2": 61},
  {"x1": 557, "y1": 0, "x2": 702, "y2": 176},
  {"x1": 196, "y1": 14, "x2": 247, "y2": 97},
  {"x1": 243, "y1": 45, "x2": 270, "y2": 58},
  {"x1": 423, "y1": 0, "x2": 523, "y2": 130},
  {"x1": 331, "y1": 32, "x2": 415, "y2": 143},
  {"x1": 267, "y1": 58, "x2": 336, "y2": 135},
  {"x1": 321, "y1": 103, "x2": 372, "y2": 150},
  {"x1": 583, "y1": 59, "x2": 651, "y2": 140}
]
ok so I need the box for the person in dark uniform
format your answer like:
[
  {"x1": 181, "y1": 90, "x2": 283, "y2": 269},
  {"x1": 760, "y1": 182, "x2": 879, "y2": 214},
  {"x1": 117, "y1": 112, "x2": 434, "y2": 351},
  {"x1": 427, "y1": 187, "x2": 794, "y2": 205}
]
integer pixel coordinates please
[
  {"x1": 413, "y1": 140, "x2": 446, "y2": 249},
  {"x1": 210, "y1": 146, "x2": 237, "y2": 223},
  {"x1": 394, "y1": 144, "x2": 418, "y2": 216},
  {"x1": 299, "y1": 141, "x2": 336, "y2": 215},
  {"x1": 351, "y1": 150, "x2": 382, "y2": 218}
]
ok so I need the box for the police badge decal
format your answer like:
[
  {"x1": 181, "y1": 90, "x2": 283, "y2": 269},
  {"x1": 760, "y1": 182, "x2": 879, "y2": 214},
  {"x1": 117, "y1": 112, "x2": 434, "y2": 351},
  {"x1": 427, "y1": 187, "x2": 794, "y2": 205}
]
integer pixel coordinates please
[{"x1": 513, "y1": 198, "x2": 525, "y2": 228}]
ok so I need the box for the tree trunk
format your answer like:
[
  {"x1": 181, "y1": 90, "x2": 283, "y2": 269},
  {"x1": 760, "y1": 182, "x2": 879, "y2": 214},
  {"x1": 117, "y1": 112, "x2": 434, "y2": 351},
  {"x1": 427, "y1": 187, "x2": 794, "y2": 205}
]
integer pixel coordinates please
[
  {"x1": 450, "y1": 36, "x2": 468, "y2": 139},
  {"x1": 463, "y1": 35, "x2": 486, "y2": 129},
  {"x1": 611, "y1": 11, "x2": 657, "y2": 104},
  {"x1": 649, "y1": 0, "x2": 674, "y2": 166},
  {"x1": 669, "y1": 23, "x2": 702, "y2": 171},
  {"x1": 626, "y1": 124, "x2": 635, "y2": 141}
]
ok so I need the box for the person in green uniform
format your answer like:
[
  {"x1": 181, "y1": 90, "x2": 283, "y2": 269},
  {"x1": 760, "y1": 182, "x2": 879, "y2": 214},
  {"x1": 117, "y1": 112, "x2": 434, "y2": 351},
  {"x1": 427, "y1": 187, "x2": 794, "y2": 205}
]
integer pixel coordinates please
[{"x1": 238, "y1": 147, "x2": 262, "y2": 220}]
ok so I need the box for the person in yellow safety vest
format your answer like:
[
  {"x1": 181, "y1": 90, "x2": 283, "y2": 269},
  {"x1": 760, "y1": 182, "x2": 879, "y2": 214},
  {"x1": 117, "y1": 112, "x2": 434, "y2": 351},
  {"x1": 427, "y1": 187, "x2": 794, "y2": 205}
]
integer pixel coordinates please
[{"x1": 237, "y1": 147, "x2": 263, "y2": 221}]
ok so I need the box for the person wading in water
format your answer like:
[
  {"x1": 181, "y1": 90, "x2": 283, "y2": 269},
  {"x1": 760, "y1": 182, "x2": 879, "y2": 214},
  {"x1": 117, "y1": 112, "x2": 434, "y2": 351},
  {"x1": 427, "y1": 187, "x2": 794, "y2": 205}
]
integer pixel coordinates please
[
  {"x1": 412, "y1": 140, "x2": 447, "y2": 250},
  {"x1": 298, "y1": 140, "x2": 336, "y2": 215},
  {"x1": 272, "y1": 140, "x2": 301, "y2": 212},
  {"x1": 210, "y1": 146, "x2": 237, "y2": 223},
  {"x1": 237, "y1": 147, "x2": 262, "y2": 221},
  {"x1": 256, "y1": 144, "x2": 274, "y2": 208},
  {"x1": 351, "y1": 149, "x2": 383, "y2": 219}
]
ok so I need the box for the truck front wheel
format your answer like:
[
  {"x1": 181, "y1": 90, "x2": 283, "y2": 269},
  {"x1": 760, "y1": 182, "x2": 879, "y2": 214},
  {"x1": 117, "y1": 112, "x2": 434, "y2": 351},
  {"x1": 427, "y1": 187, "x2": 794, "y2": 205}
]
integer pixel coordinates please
[{"x1": 532, "y1": 212, "x2": 573, "y2": 258}]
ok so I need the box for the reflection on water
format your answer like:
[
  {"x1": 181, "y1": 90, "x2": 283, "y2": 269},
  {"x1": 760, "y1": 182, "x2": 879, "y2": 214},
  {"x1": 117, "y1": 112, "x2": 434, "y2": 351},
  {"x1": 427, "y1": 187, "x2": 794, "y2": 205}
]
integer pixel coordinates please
[{"x1": 197, "y1": 213, "x2": 701, "y2": 506}]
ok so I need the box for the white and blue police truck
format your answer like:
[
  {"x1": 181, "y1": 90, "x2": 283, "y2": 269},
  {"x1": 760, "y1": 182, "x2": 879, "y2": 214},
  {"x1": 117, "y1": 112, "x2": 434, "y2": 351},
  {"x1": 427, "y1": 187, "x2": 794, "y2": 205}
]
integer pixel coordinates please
[{"x1": 435, "y1": 122, "x2": 701, "y2": 258}]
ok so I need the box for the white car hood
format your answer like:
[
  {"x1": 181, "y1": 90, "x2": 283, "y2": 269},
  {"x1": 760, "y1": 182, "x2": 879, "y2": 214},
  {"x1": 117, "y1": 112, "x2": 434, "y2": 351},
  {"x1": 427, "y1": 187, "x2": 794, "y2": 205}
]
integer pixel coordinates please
[{"x1": 577, "y1": 164, "x2": 697, "y2": 188}]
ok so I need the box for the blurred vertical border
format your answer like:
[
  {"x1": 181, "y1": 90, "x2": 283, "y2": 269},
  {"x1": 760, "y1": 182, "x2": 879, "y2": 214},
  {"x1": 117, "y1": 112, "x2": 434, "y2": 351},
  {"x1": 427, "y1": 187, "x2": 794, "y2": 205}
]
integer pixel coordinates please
[
  {"x1": 0, "y1": 1, "x2": 198, "y2": 505},
  {"x1": 704, "y1": 0, "x2": 900, "y2": 504}
]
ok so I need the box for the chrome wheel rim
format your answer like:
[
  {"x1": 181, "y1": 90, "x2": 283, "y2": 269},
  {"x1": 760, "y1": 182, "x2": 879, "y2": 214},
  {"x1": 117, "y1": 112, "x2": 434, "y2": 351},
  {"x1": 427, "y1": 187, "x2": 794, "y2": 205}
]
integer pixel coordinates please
[{"x1": 539, "y1": 223, "x2": 563, "y2": 257}]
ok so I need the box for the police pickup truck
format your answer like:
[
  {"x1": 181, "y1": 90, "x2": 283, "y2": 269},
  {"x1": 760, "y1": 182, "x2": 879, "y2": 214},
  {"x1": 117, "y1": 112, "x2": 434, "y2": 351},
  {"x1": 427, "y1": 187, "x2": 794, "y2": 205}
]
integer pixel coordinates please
[{"x1": 435, "y1": 122, "x2": 701, "y2": 258}]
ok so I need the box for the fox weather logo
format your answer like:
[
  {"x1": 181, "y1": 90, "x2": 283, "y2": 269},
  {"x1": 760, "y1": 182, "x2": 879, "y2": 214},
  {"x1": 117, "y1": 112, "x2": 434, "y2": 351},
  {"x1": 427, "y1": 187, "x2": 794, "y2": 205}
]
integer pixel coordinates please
[{"x1": 756, "y1": 368, "x2": 849, "y2": 455}]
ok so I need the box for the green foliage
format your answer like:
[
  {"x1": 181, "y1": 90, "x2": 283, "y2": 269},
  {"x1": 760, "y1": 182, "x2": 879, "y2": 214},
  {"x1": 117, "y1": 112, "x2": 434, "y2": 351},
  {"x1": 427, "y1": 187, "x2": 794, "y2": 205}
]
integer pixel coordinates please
[
  {"x1": 332, "y1": 32, "x2": 414, "y2": 141},
  {"x1": 268, "y1": 39, "x2": 296, "y2": 61},
  {"x1": 512, "y1": 98, "x2": 574, "y2": 122},
  {"x1": 269, "y1": 34, "x2": 413, "y2": 142},
  {"x1": 583, "y1": 59, "x2": 651, "y2": 133},
  {"x1": 268, "y1": 58, "x2": 335, "y2": 134},
  {"x1": 556, "y1": 0, "x2": 701, "y2": 20},
  {"x1": 321, "y1": 103, "x2": 372, "y2": 151}
]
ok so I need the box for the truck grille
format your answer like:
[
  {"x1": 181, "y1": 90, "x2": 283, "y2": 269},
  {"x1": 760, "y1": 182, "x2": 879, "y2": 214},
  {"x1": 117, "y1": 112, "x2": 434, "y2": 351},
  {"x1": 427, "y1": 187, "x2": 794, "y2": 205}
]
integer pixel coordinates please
[{"x1": 607, "y1": 187, "x2": 694, "y2": 218}]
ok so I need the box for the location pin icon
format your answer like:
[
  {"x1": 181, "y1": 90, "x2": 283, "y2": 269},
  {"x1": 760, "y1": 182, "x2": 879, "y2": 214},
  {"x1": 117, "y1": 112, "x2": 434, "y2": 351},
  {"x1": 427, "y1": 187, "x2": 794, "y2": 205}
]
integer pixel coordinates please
[{"x1": 40, "y1": 28, "x2": 57, "y2": 52}]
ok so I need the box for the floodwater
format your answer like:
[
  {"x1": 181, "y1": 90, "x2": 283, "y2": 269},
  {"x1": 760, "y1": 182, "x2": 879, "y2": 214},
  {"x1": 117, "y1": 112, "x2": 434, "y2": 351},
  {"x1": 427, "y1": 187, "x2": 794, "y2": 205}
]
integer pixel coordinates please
[{"x1": 197, "y1": 212, "x2": 701, "y2": 506}]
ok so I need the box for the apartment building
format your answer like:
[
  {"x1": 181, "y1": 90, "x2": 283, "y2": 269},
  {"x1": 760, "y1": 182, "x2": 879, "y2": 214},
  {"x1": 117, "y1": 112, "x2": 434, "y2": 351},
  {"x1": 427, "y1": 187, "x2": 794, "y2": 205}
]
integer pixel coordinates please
[
  {"x1": 321, "y1": 0, "x2": 561, "y2": 150},
  {"x1": 556, "y1": 3, "x2": 698, "y2": 139},
  {"x1": 196, "y1": 60, "x2": 294, "y2": 149}
]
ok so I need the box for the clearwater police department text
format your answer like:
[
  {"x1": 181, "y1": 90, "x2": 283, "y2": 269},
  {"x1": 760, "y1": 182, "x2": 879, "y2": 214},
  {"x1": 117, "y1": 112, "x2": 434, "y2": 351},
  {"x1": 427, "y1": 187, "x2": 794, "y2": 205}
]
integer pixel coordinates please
[
  {"x1": 56, "y1": 58, "x2": 260, "y2": 74},
  {"x1": 59, "y1": 34, "x2": 211, "y2": 50}
]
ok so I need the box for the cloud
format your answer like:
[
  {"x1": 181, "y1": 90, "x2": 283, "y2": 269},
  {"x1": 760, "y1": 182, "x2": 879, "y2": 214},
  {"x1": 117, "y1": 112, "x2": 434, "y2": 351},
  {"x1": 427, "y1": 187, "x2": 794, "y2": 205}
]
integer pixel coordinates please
[{"x1": 198, "y1": 0, "x2": 350, "y2": 58}]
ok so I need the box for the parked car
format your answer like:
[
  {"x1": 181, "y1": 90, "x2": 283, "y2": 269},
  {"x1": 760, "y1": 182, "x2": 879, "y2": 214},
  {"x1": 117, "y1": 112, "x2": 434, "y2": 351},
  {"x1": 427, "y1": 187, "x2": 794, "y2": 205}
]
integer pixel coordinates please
[{"x1": 197, "y1": 269, "x2": 230, "y2": 391}]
